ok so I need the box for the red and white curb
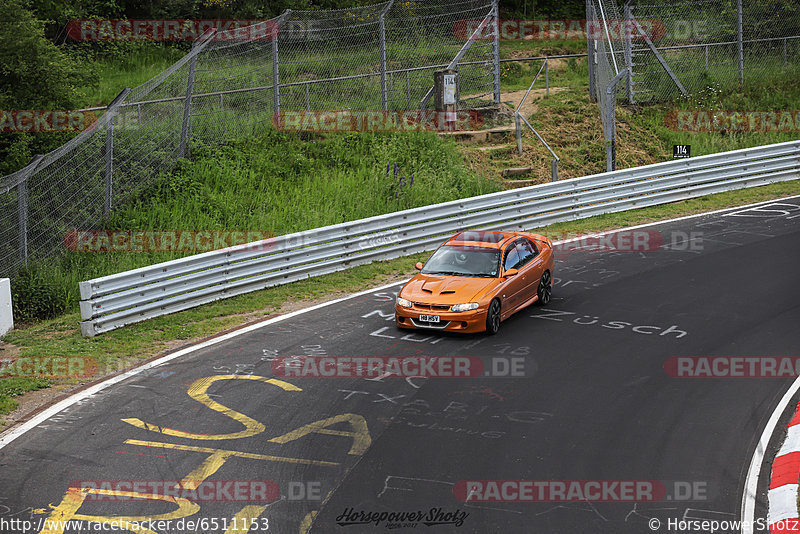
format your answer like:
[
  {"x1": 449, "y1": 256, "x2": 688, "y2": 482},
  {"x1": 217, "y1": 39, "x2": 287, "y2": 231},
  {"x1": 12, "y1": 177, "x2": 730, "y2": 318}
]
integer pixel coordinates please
[{"x1": 768, "y1": 401, "x2": 800, "y2": 533}]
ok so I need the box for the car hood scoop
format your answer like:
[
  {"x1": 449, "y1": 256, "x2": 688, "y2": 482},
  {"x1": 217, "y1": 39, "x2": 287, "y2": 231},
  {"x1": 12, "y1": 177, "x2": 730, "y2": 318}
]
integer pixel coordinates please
[
  {"x1": 404, "y1": 274, "x2": 498, "y2": 305},
  {"x1": 421, "y1": 279, "x2": 467, "y2": 294}
]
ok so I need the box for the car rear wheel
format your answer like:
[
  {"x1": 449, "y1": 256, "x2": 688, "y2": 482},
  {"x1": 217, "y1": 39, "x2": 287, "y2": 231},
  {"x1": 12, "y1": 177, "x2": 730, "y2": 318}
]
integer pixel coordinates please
[
  {"x1": 536, "y1": 271, "x2": 552, "y2": 305},
  {"x1": 485, "y1": 299, "x2": 501, "y2": 335}
]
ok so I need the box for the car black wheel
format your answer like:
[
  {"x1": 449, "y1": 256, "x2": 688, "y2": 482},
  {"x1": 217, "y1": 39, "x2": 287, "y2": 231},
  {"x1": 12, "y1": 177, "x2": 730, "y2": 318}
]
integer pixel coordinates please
[
  {"x1": 485, "y1": 299, "x2": 501, "y2": 335},
  {"x1": 536, "y1": 271, "x2": 552, "y2": 306}
]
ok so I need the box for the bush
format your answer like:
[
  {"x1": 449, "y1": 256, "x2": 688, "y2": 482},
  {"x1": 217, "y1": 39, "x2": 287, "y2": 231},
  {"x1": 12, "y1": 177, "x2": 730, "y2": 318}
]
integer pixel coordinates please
[{"x1": 10, "y1": 266, "x2": 70, "y2": 322}]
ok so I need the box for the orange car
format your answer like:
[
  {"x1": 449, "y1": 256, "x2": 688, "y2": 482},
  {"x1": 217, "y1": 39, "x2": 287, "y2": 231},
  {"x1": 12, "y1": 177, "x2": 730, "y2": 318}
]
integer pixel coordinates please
[{"x1": 395, "y1": 230, "x2": 554, "y2": 335}]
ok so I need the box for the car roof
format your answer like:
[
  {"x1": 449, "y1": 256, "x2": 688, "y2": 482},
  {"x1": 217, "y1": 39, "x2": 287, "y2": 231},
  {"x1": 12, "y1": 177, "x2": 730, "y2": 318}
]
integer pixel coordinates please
[{"x1": 445, "y1": 231, "x2": 518, "y2": 249}]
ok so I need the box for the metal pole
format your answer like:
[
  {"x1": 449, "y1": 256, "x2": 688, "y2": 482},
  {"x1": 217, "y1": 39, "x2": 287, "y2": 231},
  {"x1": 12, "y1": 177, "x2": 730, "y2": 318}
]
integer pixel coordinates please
[
  {"x1": 105, "y1": 114, "x2": 113, "y2": 215},
  {"x1": 104, "y1": 88, "x2": 130, "y2": 215},
  {"x1": 492, "y1": 0, "x2": 501, "y2": 104},
  {"x1": 379, "y1": 2, "x2": 393, "y2": 112},
  {"x1": 406, "y1": 70, "x2": 411, "y2": 107},
  {"x1": 271, "y1": 11, "x2": 290, "y2": 128},
  {"x1": 551, "y1": 158, "x2": 558, "y2": 182},
  {"x1": 219, "y1": 93, "x2": 224, "y2": 110},
  {"x1": 606, "y1": 69, "x2": 628, "y2": 172},
  {"x1": 180, "y1": 53, "x2": 197, "y2": 158},
  {"x1": 784, "y1": 38, "x2": 788, "y2": 68},
  {"x1": 545, "y1": 57, "x2": 549, "y2": 96},
  {"x1": 737, "y1": 0, "x2": 744, "y2": 85},
  {"x1": 586, "y1": 0, "x2": 597, "y2": 102},
  {"x1": 272, "y1": 25, "x2": 280, "y2": 125},
  {"x1": 515, "y1": 113, "x2": 522, "y2": 154},
  {"x1": 305, "y1": 83, "x2": 311, "y2": 111},
  {"x1": 623, "y1": 3, "x2": 634, "y2": 104},
  {"x1": 380, "y1": 12, "x2": 387, "y2": 111},
  {"x1": 705, "y1": 45, "x2": 709, "y2": 70},
  {"x1": 16, "y1": 155, "x2": 43, "y2": 266}
]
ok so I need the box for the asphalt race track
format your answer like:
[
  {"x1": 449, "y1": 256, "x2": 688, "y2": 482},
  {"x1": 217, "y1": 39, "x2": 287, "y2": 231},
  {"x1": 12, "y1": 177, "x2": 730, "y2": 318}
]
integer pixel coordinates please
[{"x1": 1, "y1": 196, "x2": 799, "y2": 534}]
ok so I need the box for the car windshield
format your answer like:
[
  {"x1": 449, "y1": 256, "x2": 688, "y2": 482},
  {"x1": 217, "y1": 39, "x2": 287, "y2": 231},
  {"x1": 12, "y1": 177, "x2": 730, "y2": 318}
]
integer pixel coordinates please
[{"x1": 421, "y1": 245, "x2": 500, "y2": 278}]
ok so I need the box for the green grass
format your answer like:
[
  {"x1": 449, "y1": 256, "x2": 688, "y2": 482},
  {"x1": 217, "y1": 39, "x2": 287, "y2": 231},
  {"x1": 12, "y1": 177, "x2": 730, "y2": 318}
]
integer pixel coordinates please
[
  {"x1": 21, "y1": 129, "x2": 501, "y2": 312},
  {"x1": 78, "y1": 45, "x2": 186, "y2": 108},
  {"x1": 0, "y1": 377, "x2": 51, "y2": 419}
]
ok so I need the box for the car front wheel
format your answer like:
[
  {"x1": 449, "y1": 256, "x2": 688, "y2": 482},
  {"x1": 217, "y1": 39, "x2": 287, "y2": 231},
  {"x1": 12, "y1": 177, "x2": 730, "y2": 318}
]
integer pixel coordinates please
[
  {"x1": 536, "y1": 270, "x2": 552, "y2": 305},
  {"x1": 485, "y1": 299, "x2": 501, "y2": 335}
]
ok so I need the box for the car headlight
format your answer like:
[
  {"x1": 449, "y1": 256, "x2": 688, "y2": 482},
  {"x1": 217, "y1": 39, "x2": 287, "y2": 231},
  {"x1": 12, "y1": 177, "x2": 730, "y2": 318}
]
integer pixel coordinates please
[
  {"x1": 396, "y1": 296, "x2": 413, "y2": 309},
  {"x1": 451, "y1": 302, "x2": 479, "y2": 312}
]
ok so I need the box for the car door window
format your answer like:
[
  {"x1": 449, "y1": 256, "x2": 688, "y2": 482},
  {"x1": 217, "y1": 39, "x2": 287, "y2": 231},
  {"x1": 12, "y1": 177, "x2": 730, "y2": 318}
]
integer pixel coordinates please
[
  {"x1": 515, "y1": 239, "x2": 535, "y2": 266},
  {"x1": 504, "y1": 245, "x2": 521, "y2": 271}
]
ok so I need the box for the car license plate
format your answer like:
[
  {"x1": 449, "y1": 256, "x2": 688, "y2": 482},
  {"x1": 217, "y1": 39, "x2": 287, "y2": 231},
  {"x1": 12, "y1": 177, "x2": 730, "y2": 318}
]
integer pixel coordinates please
[{"x1": 419, "y1": 314, "x2": 440, "y2": 323}]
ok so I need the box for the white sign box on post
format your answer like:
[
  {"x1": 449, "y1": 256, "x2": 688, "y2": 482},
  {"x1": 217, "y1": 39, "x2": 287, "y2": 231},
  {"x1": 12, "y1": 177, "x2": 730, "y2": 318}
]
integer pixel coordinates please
[
  {"x1": 0, "y1": 278, "x2": 13, "y2": 336},
  {"x1": 443, "y1": 74, "x2": 457, "y2": 105}
]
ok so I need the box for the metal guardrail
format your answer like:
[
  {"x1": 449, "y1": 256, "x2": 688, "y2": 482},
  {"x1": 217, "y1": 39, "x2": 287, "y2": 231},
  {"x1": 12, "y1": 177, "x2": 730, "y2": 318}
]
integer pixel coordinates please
[{"x1": 79, "y1": 140, "x2": 800, "y2": 336}]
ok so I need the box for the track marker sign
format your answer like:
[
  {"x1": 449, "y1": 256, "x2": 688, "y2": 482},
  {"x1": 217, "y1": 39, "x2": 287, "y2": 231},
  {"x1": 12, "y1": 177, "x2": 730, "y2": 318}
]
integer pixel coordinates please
[{"x1": 673, "y1": 144, "x2": 691, "y2": 158}]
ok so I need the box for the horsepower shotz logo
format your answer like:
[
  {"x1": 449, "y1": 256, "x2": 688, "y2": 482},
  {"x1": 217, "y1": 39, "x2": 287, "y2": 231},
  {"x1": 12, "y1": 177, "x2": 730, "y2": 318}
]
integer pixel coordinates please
[{"x1": 336, "y1": 507, "x2": 469, "y2": 527}]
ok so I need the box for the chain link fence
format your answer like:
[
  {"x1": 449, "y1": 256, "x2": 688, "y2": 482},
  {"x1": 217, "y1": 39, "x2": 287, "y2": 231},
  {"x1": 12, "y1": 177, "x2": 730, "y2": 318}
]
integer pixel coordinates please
[
  {"x1": 0, "y1": 0, "x2": 498, "y2": 279},
  {"x1": 628, "y1": 0, "x2": 800, "y2": 103}
]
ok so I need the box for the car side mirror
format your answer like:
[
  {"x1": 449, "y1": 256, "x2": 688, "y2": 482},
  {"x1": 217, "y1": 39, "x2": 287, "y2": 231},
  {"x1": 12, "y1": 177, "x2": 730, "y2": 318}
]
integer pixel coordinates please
[
  {"x1": 415, "y1": 262, "x2": 424, "y2": 271},
  {"x1": 504, "y1": 268, "x2": 518, "y2": 277}
]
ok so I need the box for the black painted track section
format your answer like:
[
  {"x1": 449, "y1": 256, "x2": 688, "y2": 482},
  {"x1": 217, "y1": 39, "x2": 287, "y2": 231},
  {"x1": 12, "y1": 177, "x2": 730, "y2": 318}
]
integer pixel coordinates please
[{"x1": 1, "y1": 197, "x2": 799, "y2": 533}]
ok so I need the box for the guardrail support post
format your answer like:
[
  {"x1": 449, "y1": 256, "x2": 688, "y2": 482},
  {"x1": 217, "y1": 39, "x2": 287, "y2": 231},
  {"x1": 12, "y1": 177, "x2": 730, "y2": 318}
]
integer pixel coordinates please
[
  {"x1": 515, "y1": 113, "x2": 522, "y2": 154},
  {"x1": 551, "y1": 159, "x2": 558, "y2": 182},
  {"x1": 492, "y1": 0, "x2": 501, "y2": 104}
]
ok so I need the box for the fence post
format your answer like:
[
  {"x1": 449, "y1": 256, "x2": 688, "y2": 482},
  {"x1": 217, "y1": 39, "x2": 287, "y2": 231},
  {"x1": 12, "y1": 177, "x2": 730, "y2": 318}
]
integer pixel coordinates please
[
  {"x1": 705, "y1": 45, "x2": 709, "y2": 70},
  {"x1": 491, "y1": 0, "x2": 501, "y2": 104},
  {"x1": 272, "y1": 11, "x2": 291, "y2": 127},
  {"x1": 737, "y1": 0, "x2": 743, "y2": 85},
  {"x1": 104, "y1": 88, "x2": 130, "y2": 216},
  {"x1": 545, "y1": 57, "x2": 549, "y2": 96},
  {"x1": 586, "y1": 0, "x2": 597, "y2": 102},
  {"x1": 16, "y1": 155, "x2": 43, "y2": 266},
  {"x1": 784, "y1": 38, "x2": 788, "y2": 68},
  {"x1": 605, "y1": 69, "x2": 628, "y2": 172},
  {"x1": 379, "y1": 2, "x2": 393, "y2": 112},
  {"x1": 515, "y1": 113, "x2": 522, "y2": 154},
  {"x1": 623, "y1": 3, "x2": 634, "y2": 104},
  {"x1": 180, "y1": 50, "x2": 198, "y2": 159}
]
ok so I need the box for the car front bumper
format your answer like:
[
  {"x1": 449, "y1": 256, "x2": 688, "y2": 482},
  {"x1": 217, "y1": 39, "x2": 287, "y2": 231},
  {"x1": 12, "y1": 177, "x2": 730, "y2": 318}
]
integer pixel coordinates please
[{"x1": 394, "y1": 305, "x2": 489, "y2": 334}]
